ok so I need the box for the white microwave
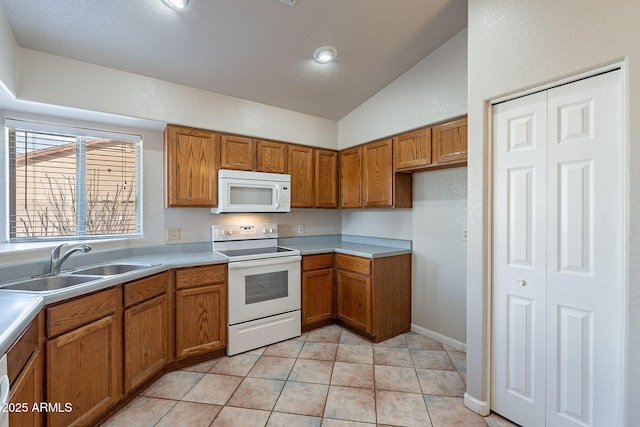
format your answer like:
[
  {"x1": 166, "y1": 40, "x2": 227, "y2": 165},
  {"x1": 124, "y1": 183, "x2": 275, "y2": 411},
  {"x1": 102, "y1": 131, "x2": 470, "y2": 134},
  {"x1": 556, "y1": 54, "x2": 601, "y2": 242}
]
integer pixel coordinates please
[{"x1": 212, "y1": 169, "x2": 291, "y2": 214}]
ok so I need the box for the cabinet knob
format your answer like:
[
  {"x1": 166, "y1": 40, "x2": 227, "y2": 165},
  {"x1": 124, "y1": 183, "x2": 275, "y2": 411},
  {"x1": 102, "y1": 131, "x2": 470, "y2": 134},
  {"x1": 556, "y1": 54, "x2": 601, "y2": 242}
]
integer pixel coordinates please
[{"x1": 517, "y1": 280, "x2": 527, "y2": 287}]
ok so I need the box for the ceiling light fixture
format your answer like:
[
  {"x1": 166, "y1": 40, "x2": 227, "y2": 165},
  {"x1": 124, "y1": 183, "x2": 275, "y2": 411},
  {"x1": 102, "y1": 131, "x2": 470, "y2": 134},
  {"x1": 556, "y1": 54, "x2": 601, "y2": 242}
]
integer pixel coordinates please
[
  {"x1": 162, "y1": 0, "x2": 190, "y2": 10},
  {"x1": 313, "y1": 46, "x2": 337, "y2": 64}
]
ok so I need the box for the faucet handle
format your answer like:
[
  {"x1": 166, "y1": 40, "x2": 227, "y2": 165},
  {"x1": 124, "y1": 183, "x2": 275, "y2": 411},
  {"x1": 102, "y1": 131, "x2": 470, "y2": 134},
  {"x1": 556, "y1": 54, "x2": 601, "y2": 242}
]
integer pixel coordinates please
[{"x1": 51, "y1": 243, "x2": 67, "y2": 259}]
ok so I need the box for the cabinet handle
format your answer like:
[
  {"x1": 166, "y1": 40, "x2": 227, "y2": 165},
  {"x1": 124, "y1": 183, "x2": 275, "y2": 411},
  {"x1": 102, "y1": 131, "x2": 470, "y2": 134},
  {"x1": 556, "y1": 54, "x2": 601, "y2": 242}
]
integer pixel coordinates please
[{"x1": 516, "y1": 280, "x2": 527, "y2": 287}]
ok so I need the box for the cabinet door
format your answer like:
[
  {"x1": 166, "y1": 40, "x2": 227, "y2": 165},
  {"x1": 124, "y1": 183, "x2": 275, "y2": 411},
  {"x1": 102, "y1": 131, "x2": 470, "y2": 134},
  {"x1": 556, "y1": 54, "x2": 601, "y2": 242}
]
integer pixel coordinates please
[
  {"x1": 302, "y1": 268, "x2": 335, "y2": 329},
  {"x1": 175, "y1": 284, "x2": 227, "y2": 358},
  {"x1": 394, "y1": 127, "x2": 432, "y2": 171},
  {"x1": 336, "y1": 269, "x2": 372, "y2": 334},
  {"x1": 124, "y1": 294, "x2": 168, "y2": 392},
  {"x1": 257, "y1": 140, "x2": 287, "y2": 173},
  {"x1": 220, "y1": 134, "x2": 255, "y2": 170},
  {"x1": 363, "y1": 139, "x2": 393, "y2": 207},
  {"x1": 288, "y1": 145, "x2": 314, "y2": 207},
  {"x1": 46, "y1": 314, "x2": 122, "y2": 427},
  {"x1": 165, "y1": 125, "x2": 218, "y2": 207},
  {"x1": 9, "y1": 350, "x2": 43, "y2": 427},
  {"x1": 432, "y1": 117, "x2": 468, "y2": 165},
  {"x1": 340, "y1": 147, "x2": 362, "y2": 208},
  {"x1": 315, "y1": 149, "x2": 338, "y2": 208}
]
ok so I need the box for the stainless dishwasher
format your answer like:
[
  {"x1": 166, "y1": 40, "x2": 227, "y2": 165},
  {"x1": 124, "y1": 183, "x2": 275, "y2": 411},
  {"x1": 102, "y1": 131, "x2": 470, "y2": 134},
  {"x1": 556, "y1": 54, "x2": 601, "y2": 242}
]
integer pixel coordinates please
[{"x1": 0, "y1": 354, "x2": 8, "y2": 427}]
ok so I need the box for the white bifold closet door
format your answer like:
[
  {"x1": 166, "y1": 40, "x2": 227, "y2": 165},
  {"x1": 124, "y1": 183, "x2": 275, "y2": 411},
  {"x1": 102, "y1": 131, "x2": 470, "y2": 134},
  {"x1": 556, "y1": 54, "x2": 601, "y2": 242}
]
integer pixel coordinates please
[{"x1": 492, "y1": 70, "x2": 624, "y2": 427}]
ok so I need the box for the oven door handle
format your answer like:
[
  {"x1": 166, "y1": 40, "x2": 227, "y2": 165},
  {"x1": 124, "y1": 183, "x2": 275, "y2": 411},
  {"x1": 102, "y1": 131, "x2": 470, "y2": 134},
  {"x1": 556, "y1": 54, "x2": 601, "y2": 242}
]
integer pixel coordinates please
[{"x1": 227, "y1": 255, "x2": 301, "y2": 270}]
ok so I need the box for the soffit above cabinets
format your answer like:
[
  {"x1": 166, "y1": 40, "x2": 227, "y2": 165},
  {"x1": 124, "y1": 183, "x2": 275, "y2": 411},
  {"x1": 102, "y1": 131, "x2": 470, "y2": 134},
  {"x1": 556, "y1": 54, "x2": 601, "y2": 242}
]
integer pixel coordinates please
[{"x1": 0, "y1": 0, "x2": 467, "y2": 120}]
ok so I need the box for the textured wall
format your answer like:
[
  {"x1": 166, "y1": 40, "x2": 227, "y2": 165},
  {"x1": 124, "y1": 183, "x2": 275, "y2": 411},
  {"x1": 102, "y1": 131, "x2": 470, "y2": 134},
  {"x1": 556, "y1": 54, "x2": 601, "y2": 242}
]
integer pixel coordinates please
[
  {"x1": 340, "y1": 31, "x2": 469, "y2": 344},
  {"x1": 338, "y1": 30, "x2": 467, "y2": 149},
  {"x1": 467, "y1": 0, "x2": 640, "y2": 421},
  {"x1": 16, "y1": 49, "x2": 338, "y2": 149}
]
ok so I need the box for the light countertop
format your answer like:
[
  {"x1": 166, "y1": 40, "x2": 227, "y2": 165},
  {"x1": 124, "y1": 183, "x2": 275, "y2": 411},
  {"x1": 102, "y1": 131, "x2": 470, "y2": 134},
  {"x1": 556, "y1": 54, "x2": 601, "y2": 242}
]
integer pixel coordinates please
[{"x1": 0, "y1": 234, "x2": 411, "y2": 355}]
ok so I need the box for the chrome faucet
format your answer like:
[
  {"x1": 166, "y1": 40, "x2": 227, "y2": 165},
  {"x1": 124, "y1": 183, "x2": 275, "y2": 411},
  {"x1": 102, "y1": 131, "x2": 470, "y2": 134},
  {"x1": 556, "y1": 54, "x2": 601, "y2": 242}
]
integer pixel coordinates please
[{"x1": 49, "y1": 243, "x2": 92, "y2": 275}]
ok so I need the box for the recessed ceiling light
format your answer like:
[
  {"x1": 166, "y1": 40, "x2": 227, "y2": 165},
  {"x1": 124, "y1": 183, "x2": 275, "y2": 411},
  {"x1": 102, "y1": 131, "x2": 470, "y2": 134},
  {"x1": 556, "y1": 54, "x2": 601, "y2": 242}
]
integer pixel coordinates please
[
  {"x1": 313, "y1": 46, "x2": 337, "y2": 64},
  {"x1": 162, "y1": 0, "x2": 190, "y2": 10}
]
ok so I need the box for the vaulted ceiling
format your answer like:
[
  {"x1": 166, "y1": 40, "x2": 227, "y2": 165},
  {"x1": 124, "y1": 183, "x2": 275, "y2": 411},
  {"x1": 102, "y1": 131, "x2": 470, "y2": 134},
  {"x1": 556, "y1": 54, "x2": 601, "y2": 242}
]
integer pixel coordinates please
[{"x1": 0, "y1": 0, "x2": 467, "y2": 120}]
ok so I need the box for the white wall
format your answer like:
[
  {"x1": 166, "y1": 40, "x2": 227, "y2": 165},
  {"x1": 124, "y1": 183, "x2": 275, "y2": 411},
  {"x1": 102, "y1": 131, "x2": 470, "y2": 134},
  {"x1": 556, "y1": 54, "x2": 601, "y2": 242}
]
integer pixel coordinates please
[
  {"x1": 339, "y1": 30, "x2": 467, "y2": 149},
  {"x1": 0, "y1": 108, "x2": 341, "y2": 264},
  {"x1": 339, "y1": 30, "x2": 468, "y2": 344},
  {"x1": 17, "y1": 49, "x2": 338, "y2": 149},
  {"x1": 466, "y1": 1, "x2": 640, "y2": 422},
  {"x1": 0, "y1": 5, "x2": 17, "y2": 96}
]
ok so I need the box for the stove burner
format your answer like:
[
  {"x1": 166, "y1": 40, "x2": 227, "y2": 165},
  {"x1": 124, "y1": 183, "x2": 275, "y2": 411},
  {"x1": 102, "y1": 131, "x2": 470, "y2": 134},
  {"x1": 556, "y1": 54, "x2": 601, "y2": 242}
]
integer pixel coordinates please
[{"x1": 216, "y1": 246, "x2": 295, "y2": 259}]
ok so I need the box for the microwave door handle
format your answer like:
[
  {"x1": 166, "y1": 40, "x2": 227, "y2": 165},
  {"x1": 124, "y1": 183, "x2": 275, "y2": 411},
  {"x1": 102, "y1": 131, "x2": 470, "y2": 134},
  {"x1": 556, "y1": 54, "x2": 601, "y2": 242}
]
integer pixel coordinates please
[{"x1": 275, "y1": 186, "x2": 281, "y2": 209}]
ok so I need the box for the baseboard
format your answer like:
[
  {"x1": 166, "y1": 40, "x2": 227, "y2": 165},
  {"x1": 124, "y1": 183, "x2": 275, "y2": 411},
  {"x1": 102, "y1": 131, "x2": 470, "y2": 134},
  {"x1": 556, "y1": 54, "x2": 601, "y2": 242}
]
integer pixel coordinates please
[
  {"x1": 464, "y1": 392, "x2": 490, "y2": 416},
  {"x1": 410, "y1": 324, "x2": 466, "y2": 352}
]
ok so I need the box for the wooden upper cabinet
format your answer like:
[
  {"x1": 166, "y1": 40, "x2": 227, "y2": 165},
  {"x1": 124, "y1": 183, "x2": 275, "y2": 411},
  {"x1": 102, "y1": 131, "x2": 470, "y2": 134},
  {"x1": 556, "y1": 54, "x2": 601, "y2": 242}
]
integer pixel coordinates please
[
  {"x1": 165, "y1": 125, "x2": 218, "y2": 207},
  {"x1": 432, "y1": 116, "x2": 468, "y2": 165},
  {"x1": 288, "y1": 144, "x2": 314, "y2": 208},
  {"x1": 394, "y1": 127, "x2": 432, "y2": 171},
  {"x1": 340, "y1": 146, "x2": 362, "y2": 208},
  {"x1": 220, "y1": 134, "x2": 255, "y2": 170},
  {"x1": 362, "y1": 139, "x2": 394, "y2": 207},
  {"x1": 315, "y1": 149, "x2": 338, "y2": 208},
  {"x1": 257, "y1": 140, "x2": 287, "y2": 173}
]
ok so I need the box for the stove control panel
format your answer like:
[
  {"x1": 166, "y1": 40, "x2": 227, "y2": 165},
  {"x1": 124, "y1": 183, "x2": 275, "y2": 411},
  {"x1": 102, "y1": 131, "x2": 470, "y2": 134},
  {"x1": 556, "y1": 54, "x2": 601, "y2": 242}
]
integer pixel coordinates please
[{"x1": 212, "y1": 223, "x2": 279, "y2": 242}]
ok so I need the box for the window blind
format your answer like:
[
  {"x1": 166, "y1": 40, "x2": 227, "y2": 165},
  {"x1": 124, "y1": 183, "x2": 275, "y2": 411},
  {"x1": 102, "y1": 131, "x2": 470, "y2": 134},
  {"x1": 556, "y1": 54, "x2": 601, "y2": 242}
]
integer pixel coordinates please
[{"x1": 8, "y1": 121, "x2": 142, "y2": 241}]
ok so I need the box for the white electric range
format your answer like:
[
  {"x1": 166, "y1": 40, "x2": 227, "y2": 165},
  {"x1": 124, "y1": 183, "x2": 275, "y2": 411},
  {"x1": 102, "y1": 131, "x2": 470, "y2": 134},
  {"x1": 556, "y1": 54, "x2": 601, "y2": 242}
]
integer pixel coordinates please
[{"x1": 212, "y1": 223, "x2": 301, "y2": 356}]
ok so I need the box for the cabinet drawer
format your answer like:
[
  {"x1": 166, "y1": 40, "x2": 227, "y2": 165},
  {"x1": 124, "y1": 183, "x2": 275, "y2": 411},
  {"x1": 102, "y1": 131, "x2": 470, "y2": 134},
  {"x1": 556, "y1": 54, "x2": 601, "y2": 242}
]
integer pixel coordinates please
[
  {"x1": 124, "y1": 272, "x2": 169, "y2": 308},
  {"x1": 176, "y1": 264, "x2": 227, "y2": 290},
  {"x1": 336, "y1": 254, "x2": 371, "y2": 275},
  {"x1": 46, "y1": 288, "x2": 119, "y2": 337},
  {"x1": 303, "y1": 253, "x2": 334, "y2": 271},
  {"x1": 7, "y1": 316, "x2": 39, "y2": 384}
]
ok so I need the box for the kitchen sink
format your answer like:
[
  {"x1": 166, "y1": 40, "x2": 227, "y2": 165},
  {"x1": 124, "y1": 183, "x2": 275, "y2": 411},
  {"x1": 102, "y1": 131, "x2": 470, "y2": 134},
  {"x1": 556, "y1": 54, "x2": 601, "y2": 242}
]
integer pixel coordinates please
[
  {"x1": 0, "y1": 275, "x2": 102, "y2": 292},
  {"x1": 71, "y1": 263, "x2": 156, "y2": 276}
]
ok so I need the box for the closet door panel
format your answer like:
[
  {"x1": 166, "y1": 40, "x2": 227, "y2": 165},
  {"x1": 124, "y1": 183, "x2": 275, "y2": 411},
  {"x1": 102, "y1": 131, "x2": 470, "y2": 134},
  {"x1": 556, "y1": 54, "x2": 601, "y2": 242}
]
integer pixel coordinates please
[
  {"x1": 492, "y1": 91, "x2": 548, "y2": 427},
  {"x1": 546, "y1": 70, "x2": 623, "y2": 427}
]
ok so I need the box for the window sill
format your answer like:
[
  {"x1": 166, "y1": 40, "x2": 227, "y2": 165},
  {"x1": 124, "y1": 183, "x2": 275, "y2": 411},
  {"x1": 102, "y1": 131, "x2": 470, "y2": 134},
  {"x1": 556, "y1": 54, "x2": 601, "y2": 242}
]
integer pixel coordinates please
[{"x1": 0, "y1": 237, "x2": 137, "y2": 265}]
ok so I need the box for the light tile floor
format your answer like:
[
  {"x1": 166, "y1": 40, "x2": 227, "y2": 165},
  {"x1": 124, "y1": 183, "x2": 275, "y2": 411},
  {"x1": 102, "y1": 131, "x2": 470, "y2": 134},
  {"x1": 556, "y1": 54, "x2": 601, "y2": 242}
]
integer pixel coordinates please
[{"x1": 102, "y1": 325, "x2": 519, "y2": 427}]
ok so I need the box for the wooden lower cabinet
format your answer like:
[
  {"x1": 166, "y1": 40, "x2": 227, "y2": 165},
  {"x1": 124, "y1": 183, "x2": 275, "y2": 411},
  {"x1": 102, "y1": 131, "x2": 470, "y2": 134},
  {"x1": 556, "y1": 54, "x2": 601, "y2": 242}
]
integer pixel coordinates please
[
  {"x1": 46, "y1": 288, "x2": 122, "y2": 427},
  {"x1": 335, "y1": 253, "x2": 411, "y2": 342},
  {"x1": 8, "y1": 349, "x2": 42, "y2": 427},
  {"x1": 175, "y1": 265, "x2": 228, "y2": 358},
  {"x1": 336, "y1": 269, "x2": 372, "y2": 334},
  {"x1": 123, "y1": 273, "x2": 170, "y2": 393},
  {"x1": 301, "y1": 254, "x2": 335, "y2": 330},
  {"x1": 7, "y1": 315, "x2": 43, "y2": 427}
]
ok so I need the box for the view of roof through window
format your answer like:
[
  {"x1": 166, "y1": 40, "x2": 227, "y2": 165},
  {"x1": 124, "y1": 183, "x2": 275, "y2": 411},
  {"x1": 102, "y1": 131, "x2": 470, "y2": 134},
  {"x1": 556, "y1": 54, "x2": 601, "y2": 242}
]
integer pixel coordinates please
[{"x1": 9, "y1": 125, "x2": 141, "y2": 240}]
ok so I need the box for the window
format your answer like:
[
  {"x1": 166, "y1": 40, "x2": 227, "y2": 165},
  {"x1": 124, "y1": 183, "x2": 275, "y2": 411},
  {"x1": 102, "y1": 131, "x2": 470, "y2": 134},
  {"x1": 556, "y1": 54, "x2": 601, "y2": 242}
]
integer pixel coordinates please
[{"x1": 7, "y1": 119, "x2": 142, "y2": 241}]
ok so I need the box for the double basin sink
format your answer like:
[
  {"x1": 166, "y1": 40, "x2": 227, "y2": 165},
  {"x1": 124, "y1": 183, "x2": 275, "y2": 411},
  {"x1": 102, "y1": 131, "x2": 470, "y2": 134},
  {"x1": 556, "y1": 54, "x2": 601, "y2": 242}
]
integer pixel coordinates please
[{"x1": 0, "y1": 263, "x2": 157, "y2": 293}]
